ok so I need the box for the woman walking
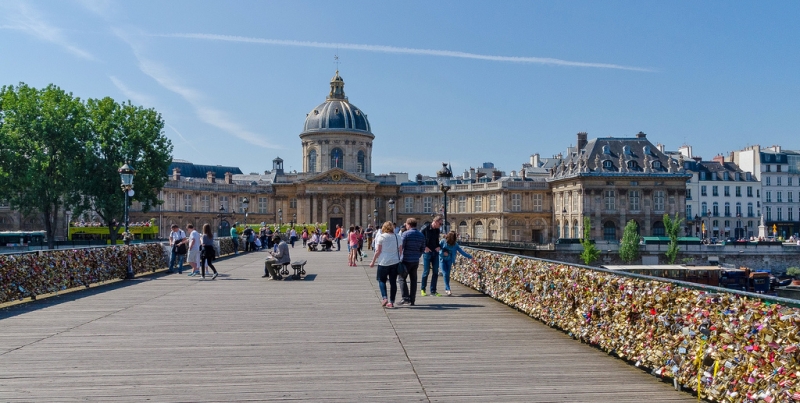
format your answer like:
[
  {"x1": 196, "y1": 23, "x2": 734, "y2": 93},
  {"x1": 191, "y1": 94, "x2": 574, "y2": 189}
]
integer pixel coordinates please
[
  {"x1": 369, "y1": 221, "x2": 402, "y2": 308},
  {"x1": 355, "y1": 226, "x2": 364, "y2": 261},
  {"x1": 438, "y1": 231, "x2": 475, "y2": 295},
  {"x1": 301, "y1": 228, "x2": 309, "y2": 247},
  {"x1": 348, "y1": 225, "x2": 359, "y2": 266},
  {"x1": 200, "y1": 223, "x2": 219, "y2": 279}
]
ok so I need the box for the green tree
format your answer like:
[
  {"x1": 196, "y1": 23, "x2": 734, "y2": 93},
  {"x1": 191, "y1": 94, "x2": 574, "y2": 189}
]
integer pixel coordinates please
[
  {"x1": 0, "y1": 83, "x2": 89, "y2": 249},
  {"x1": 619, "y1": 220, "x2": 640, "y2": 264},
  {"x1": 74, "y1": 97, "x2": 172, "y2": 244},
  {"x1": 663, "y1": 213, "x2": 684, "y2": 264},
  {"x1": 579, "y1": 216, "x2": 600, "y2": 265}
]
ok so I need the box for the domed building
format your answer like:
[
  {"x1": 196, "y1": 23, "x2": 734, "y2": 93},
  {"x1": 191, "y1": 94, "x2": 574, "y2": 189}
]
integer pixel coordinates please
[{"x1": 300, "y1": 71, "x2": 374, "y2": 175}]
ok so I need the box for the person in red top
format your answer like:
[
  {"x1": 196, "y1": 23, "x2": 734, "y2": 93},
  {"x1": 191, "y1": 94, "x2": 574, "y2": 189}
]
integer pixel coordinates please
[{"x1": 334, "y1": 224, "x2": 343, "y2": 251}]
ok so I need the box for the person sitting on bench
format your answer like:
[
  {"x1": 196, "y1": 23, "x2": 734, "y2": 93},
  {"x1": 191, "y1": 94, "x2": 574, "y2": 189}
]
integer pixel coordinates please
[
  {"x1": 308, "y1": 232, "x2": 320, "y2": 251},
  {"x1": 265, "y1": 235, "x2": 291, "y2": 280}
]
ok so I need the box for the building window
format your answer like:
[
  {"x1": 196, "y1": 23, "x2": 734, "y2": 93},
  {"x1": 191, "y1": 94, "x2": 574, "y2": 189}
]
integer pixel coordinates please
[
  {"x1": 736, "y1": 202, "x2": 742, "y2": 216},
  {"x1": 653, "y1": 190, "x2": 665, "y2": 212},
  {"x1": 183, "y1": 194, "x2": 193, "y2": 212},
  {"x1": 778, "y1": 176, "x2": 782, "y2": 186},
  {"x1": 168, "y1": 193, "x2": 176, "y2": 211},
  {"x1": 686, "y1": 204, "x2": 692, "y2": 218},
  {"x1": 789, "y1": 192, "x2": 794, "y2": 203},
  {"x1": 778, "y1": 207, "x2": 783, "y2": 221},
  {"x1": 423, "y1": 196, "x2": 432, "y2": 214},
  {"x1": 290, "y1": 198, "x2": 297, "y2": 209},
  {"x1": 201, "y1": 195, "x2": 210, "y2": 212},
  {"x1": 219, "y1": 196, "x2": 229, "y2": 212},
  {"x1": 701, "y1": 202, "x2": 708, "y2": 215},
  {"x1": 604, "y1": 190, "x2": 615, "y2": 211},
  {"x1": 777, "y1": 191, "x2": 783, "y2": 203},
  {"x1": 652, "y1": 221, "x2": 665, "y2": 236},
  {"x1": 724, "y1": 186, "x2": 730, "y2": 197},
  {"x1": 778, "y1": 165, "x2": 782, "y2": 172},
  {"x1": 458, "y1": 221, "x2": 468, "y2": 237},
  {"x1": 490, "y1": 195, "x2": 497, "y2": 212},
  {"x1": 357, "y1": 150, "x2": 365, "y2": 173},
  {"x1": 766, "y1": 165, "x2": 771, "y2": 172},
  {"x1": 571, "y1": 192, "x2": 578, "y2": 212},
  {"x1": 747, "y1": 186, "x2": 753, "y2": 197},
  {"x1": 458, "y1": 196, "x2": 467, "y2": 213},
  {"x1": 603, "y1": 221, "x2": 617, "y2": 242},
  {"x1": 330, "y1": 148, "x2": 344, "y2": 169},
  {"x1": 258, "y1": 197, "x2": 268, "y2": 214},
  {"x1": 511, "y1": 194, "x2": 521, "y2": 212},
  {"x1": 532, "y1": 194, "x2": 542, "y2": 212},
  {"x1": 735, "y1": 186, "x2": 741, "y2": 197},
  {"x1": 686, "y1": 189, "x2": 692, "y2": 200},
  {"x1": 789, "y1": 177, "x2": 794, "y2": 186},
  {"x1": 701, "y1": 186, "x2": 707, "y2": 196},
  {"x1": 474, "y1": 195, "x2": 482, "y2": 212},
  {"x1": 724, "y1": 202, "x2": 731, "y2": 217},
  {"x1": 603, "y1": 160, "x2": 613, "y2": 170},
  {"x1": 712, "y1": 202, "x2": 719, "y2": 216},
  {"x1": 766, "y1": 191, "x2": 772, "y2": 203},
  {"x1": 474, "y1": 221, "x2": 484, "y2": 240},
  {"x1": 790, "y1": 209, "x2": 794, "y2": 222},
  {"x1": 307, "y1": 150, "x2": 317, "y2": 173},
  {"x1": 629, "y1": 190, "x2": 640, "y2": 211},
  {"x1": 747, "y1": 202, "x2": 754, "y2": 217},
  {"x1": 511, "y1": 229, "x2": 521, "y2": 242},
  {"x1": 766, "y1": 206, "x2": 772, "y2": 221},
  {"x1": 404, "y1": 197, "x2": 413, "y2": 213},
  {"x1": 766, "y1": 176, "x2": 771, "y2": 186},
  {"x1": 712, "y1": 186, "x2": 719, "y2": 197}
]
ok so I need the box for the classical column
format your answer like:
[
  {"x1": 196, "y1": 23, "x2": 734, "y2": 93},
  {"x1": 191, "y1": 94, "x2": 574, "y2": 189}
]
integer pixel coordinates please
[
  {"x1": 311, "y1": 195, "x2": 317, "y2": 225},
  {"x1": 297, "y1": 195, "x2": 304, "y2": 224},
  {"x1": 355, "y1": 197, "x2": 361, "y2": 227},
  {"x1": 345, "y1": 197, "x2": 351, "y2": 226},
  {"x1": 322, "y1": 197, "x2": 328, "y2": 226},
  {"x1": 362, "y1": 196, "x2": 367, "y2": 225}
]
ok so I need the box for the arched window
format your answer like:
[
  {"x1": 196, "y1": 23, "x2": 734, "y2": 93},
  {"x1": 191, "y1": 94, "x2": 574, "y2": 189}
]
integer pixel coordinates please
[
  {"x1": 330, "y1": 148, "x2": 344, "y2": 169},
  {"x1": 652, "y1": 221, "x2": 665, "y2": 236},
  {"x1": 573, "y1": 220, "x2": 580, "y2": 239},
  {"x1": 555, "y1": 220, "x2": 561, "y2": 238},
  {"x1": 603, "y1": 160, "x2": 614, "y2": 170},
  {"x1": 701, "y1": 202, "x2": 708, "y2": 215},
  {"x1": 474, "y1": 221, "x2": 484, "y2": 240},
  {"x1": 712, "y1": 202, "x2": 719, "y2": 216},
  {"x1": 603, "y1": 221, "x2": 616, "y2": 241},
  {"x1": 307, "y1": 150, "x2": 317, "y2": 173},
  {"x1": 459, "y1": 221, "x2": 468, "y2": 238},
  {"x1": 357, "y1": 150, "x2": 365, "y2": 173}
]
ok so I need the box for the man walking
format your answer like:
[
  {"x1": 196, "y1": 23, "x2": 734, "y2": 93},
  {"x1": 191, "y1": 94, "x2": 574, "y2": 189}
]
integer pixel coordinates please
[
  {"x1": 397, "y1": 218, "x2": 425, "y2": 306},
  {"x1": 230, "y1": 223, "x2": 239, "y2": 254},
  {"x1": 186, "y1": 224, "x2": 202, "y2": 277},
  {"x1": 335, "y1": 224, "x2": 343, "y2": 251},
  {"x1": 365, "y1": 225, "x2": 374, "y2": 250},
  {"x1": 420, "y1": 215, "x2": 442, "y2": 297},
  {"x1": 168, "y1": 224, "x2": 187, "y2": 274}
]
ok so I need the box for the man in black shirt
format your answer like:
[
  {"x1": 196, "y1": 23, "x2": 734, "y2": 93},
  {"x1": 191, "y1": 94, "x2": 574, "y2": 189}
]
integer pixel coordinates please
[{"x1": 420, "y1": 215, "x2": 443, "y2": 297}]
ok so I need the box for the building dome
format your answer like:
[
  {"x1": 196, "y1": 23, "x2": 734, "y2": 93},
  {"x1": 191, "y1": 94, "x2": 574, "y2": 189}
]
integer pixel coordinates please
[{"x1": 302, "y1": 71, "x2": 372, "y2": 134}]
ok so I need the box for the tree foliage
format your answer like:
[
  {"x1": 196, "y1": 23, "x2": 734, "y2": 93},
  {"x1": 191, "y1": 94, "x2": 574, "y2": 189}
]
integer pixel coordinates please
[
  {"x1": 579, "y1": 216, "x2": 600, "y2": 265},
  {"x1": 663, "y1": 213, "x2": 684, "y2": 264},
  {"x1": 0, "y1": 83, "x2": 88, "y2": 248},
  {"x1": 0, "y1": 84, "x2": 172, "y2": 248},
  {"x1": 74, "y1": 97, "x2": 172, "y2": 243},
  {"x1": 619, "y1": 220, "x2": 640, "y2": 264}
]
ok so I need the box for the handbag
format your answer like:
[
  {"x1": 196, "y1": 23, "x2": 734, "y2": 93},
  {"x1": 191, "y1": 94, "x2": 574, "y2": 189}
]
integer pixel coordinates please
[{"x1": 175, "y1": 241, "x2": 187, "y2": 255}]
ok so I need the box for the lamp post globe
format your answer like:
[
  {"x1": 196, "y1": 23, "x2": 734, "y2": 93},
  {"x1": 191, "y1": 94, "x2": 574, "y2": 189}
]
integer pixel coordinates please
[
  {"x1": 436, "y1": 162, "x2": 453, "y2": 233},
  {"x1": 387, "y1": 199, "x2": 395, "y2": 226},
  {"x1": 241, "y1": 197, "x2": 249, "y2": 228},
  {"x1": 118, "y1": 162, "x2": 136, "y2": 279}
]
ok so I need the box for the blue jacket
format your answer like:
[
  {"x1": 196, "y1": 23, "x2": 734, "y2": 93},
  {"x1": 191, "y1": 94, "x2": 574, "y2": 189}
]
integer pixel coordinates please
[{"x1": 438, "y1": 240, "x2": 473, "y2": 264}]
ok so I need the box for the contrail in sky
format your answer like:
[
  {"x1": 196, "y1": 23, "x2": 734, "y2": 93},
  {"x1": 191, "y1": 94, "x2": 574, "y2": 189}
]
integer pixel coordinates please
[{"x1": 155, "y1": 33, "x2": 654, "y2": 72}]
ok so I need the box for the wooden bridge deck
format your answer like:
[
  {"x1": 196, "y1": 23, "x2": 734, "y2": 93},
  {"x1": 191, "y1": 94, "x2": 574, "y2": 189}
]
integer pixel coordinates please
[{"x1": 0, "y1": 246, "x2": 694, "y2": 402}]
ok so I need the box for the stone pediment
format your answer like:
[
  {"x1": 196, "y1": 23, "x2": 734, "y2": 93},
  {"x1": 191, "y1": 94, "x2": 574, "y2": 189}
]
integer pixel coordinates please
[{"x1": 303, "y1": 168, "x2": 372, "y2": 185}]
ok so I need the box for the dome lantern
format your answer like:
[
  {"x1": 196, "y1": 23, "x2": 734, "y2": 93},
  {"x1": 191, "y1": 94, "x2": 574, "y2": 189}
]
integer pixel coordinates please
[{"x1": 328, "y1": 71, "x2": 346, "y2": 100}]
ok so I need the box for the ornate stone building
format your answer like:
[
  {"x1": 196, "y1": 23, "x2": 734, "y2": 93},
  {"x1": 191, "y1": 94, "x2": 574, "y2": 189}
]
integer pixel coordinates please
[{"x1": 549, "y1": 132, "x2": 691, "y2": 241}]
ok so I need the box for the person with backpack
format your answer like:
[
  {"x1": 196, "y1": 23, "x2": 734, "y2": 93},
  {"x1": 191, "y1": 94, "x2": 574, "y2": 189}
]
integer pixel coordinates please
[
  {"x1": 168, "y1": 224, "x2": 187, "y2": 274},
  {"x1": 200, "y1": 223, "x2": 219, "y2": 280},
  {"x1": 438, "y1": 230, "x2": 476, "y2": 296},
  {"x1": 301, "y1": 228, "x2": 309, "y2": 247}
]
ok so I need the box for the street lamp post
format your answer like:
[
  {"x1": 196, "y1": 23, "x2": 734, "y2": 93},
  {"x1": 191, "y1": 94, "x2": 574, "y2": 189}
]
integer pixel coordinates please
[
  {"x1": 217, "y1": 205, "x2": 235, "y2": 235},
  {"x1": 278, "y1": 208, "x2": 283, "y2": 229},
  {"x1": 118, "y1": 162, "x2": 136, "y2": 279},
  {"x1": 437, "y1": 162, "x2": 453, "y2": 233},
  {"x1": 387, "y1": 199, "x2": 395, "y2": 227},
  {"x1": 694, "y1": 214, "x2": 700, "y2": 238},
  {"x1": 242, "y1": 197, "x2": 249, "y2": 229},
  {"x1": 373, "y1": 208, "x2": 378, "y2": 228}
]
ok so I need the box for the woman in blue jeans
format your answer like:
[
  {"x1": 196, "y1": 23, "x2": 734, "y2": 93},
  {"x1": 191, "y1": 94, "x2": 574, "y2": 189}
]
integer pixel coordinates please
[
  {"x1": 369, "y1": 221, "x2": 402, "y2": 308},
  {"x1": 438, "y1": 231, "x2": 476, "y2": 296}
]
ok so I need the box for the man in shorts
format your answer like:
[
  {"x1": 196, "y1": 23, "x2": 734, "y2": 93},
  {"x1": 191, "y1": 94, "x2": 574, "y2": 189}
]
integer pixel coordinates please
[{"x1": 186, "y1": 224, "x2": 202, "y2": 277}]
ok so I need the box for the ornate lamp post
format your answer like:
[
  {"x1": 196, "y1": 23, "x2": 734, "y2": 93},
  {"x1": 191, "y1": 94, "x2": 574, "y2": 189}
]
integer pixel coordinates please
[
  {"x1": 278, "y1": 208, "x2": 283, "y2": 229},
  {"x1": 118, "y1": 162, "x2": 135, "y2": 279},
  {"x1": 694, "y1": 214, "x2": 700, "y2": 238},
  {"x1": 387, "y1": 199, "x2": 395, "y2": 226},
  {"x1": 217, "y1": 205, "x2": 235, "y2": 235},
  {"x1": 437, "y1": 162, "x2": 453, "y2": 233},
  {"x1": 373, "y1": 208, "x2": 378, "y2": 228},
  {"x1": 241, "y1": 197, "x2": 249, "y2": 229}
]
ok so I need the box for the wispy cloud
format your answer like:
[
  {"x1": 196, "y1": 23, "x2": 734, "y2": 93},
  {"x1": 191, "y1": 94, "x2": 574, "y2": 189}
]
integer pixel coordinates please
[
  {"x1": 112, "y1": 29, "x2": 280, "y2": 149},
  {"x1": 109, "y1": 76, "x2": 155, "y2": 106},
  {"x1": 0, "y1": 2, "x2": 95, "y2": 60},
  {"x1": 165, "y1": 123, "x2": 205, "y2": 157},
  {"x1": 156, "y1": 33, "x2": 654, "y2": 72}
]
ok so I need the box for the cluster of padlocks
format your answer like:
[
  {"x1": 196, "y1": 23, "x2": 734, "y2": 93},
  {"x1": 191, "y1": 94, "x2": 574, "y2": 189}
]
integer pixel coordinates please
[
  {"x1": 451, "y1": 249, "x2": 800, "y2": 402},
  {"x1": 0, "y1": 243, "x2": 165, "y2": 303}
]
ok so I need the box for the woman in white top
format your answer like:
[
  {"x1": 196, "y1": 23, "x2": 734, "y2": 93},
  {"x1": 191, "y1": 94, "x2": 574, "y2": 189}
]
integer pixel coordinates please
[{"x1": 369, "y1": 221, "x2": 402, "y2": 308}]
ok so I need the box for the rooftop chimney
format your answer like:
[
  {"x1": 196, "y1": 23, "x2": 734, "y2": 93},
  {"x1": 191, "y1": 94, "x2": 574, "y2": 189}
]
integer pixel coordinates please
[
  {"x1": 206, "y1": 171, "x2": 215, "y2": 183},
  {"x1": 530, "y1": 153, "x2": 540, "y2": 167},
  {"x1": 577, "y1": 132, "x2": 588, "y2": 151},
  {"x1": 636, "y1": 131, "x2": 647, "y2": 138},
  {"x1": 713, "y1": 154, "x2": 725, "y2": 164},
  {"x1": 492, "y1": 170, "x2": 502, "y2": 180},
  {"x1": 224, "y1": 172, "x2": 233, "y2": 185},
  {"x1": 172, "y1": 167, "x2": 181, "y2": 181}
]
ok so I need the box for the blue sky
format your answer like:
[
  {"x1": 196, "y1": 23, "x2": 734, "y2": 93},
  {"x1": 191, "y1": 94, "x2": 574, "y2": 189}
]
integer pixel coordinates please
[{"x1": 2, "y1": 1, "x2": 799, "y2": 177}]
